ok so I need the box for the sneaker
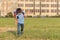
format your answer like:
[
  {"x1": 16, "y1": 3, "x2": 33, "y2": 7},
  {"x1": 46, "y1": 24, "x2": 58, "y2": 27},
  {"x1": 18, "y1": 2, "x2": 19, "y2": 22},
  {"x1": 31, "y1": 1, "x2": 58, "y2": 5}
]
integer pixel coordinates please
[
  {"x1": 17, "y1": 33, "x2": 21, "y2": 37},
  {"x1": 21, "y1": 31, "x2": 23, "y2": 35}
]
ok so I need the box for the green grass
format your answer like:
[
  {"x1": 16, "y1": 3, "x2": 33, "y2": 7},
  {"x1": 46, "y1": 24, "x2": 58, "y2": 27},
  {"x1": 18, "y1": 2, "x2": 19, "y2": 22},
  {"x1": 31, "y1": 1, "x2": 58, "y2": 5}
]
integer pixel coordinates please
[{"x1": 0, "y1": 18, "x2": 60, "y2": 40}]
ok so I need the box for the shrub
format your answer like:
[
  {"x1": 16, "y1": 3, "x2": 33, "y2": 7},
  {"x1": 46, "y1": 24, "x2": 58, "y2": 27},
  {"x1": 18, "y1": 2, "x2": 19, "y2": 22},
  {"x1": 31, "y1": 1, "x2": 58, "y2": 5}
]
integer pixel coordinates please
[{"x1": 5, "y1": 12, "x2": 13, "y2": 18}]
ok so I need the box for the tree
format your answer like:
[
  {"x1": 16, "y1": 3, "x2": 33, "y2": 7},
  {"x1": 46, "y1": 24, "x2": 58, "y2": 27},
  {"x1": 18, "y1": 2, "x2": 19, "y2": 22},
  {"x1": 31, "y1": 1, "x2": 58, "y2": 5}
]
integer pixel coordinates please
[{"x1": 5, "y1": 12, "x2": 13, "y2": 18}]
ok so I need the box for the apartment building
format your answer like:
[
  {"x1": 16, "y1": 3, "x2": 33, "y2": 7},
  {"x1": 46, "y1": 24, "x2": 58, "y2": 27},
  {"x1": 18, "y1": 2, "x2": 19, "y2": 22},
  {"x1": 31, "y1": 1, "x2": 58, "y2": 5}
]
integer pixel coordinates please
[
  {"x1": 17, "y1": 0, "x2": 40, "y2": 16},
  {"x1": 0, "y1": 0, "x2": 60, "y2": 16},
  {"x1": 17, "y1": 0, "x2": 60, "y2": 16}
]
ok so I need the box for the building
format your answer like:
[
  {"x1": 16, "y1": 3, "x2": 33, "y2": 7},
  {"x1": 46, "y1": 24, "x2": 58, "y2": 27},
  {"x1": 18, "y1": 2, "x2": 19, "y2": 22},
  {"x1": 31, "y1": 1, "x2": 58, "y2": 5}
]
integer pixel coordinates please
[
  {"x1": 0, "y1": 0, "x2": 60, "y2": 16},
  {"x1": 0, "y1": 0, "x2": 18, "y2": 16},
  {"x1": 17, "y1": 0, "x2": 60, "y2": 16},
  {"x1": 17, "y1": 0, "x2": 40, "y2": 16}
]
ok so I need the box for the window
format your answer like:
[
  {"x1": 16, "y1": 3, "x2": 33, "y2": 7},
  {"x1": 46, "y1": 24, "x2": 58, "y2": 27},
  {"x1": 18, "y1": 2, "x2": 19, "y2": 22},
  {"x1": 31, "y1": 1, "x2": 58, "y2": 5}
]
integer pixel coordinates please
[
  {"x1": 41, "y1": 4, "x2": 49, "y2": 7},
  {"x1": 55, "y1": 0, "x2": 57, "y2": 2},
  {"x1": 51, "y1": 4, "x2": 57, "y2": 7},
  {"x1": 51, "y1": 0, "x2": 56, "y2": 2},
  {"x1": 41, "y1": 0, "x2": 45, "y2": 2},
  {"x1": 46, "y1": 10, "x2": 49, "y2": 13},
  {"x1": 18, "y1": 0, "x2": 19, "y2": 1},
  {"x1": 46, "y1": 0, "x2": 50, "y2": 2},
  {"x1": 25, "y1": 9, "x2": 28, "y2": 12},
  {"x1": 18, "y1": 4, "x2": 24, "y2": 7},
  {"x1": 30, "y1": 9, "x2": 34, "y2": 13},
  {"x1": 20, "y1": 0, "x2": 24, "y2": 1},
  {"x1": 7, "y1": 0, "x2": 17, "y2": 1},
  {"x1": 25, "y1": 4, "x2": 34, "y2": 7},
  {"x1": 35, "y1": 4, "x2": 40, "y2": 7},
  {"x1": 35, "y1": 9, "x2": 40, "y2": 12},
  {"x1": 25, "y1": 9, "x2": 34, "y2": 13},
  {"x1": 59, "y1": 10, "x2": 60, "y2": 12},
  {"x1": 25, "y1": 0, "x2": 28, "y2": 1},
  {"x1": 41, "y1": 9, "x2": 49, "y2": 13},
  {"x1": 35, "y1": 0, "x2": 40, "y2": 1},
  {"x1": 17, "y1": 0, "x2": 24, "y2": 1},
  {"x1": 51, "y1": 9, "x2": 57, "y2": 13},
  {"x1": 29, "y1": 0, "x2": 34, "y2": 1}
]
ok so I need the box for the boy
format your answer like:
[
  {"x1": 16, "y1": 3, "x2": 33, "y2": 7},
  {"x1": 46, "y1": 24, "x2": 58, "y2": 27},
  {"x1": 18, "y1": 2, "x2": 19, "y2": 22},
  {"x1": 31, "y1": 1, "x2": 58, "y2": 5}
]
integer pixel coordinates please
[{"x1": 15, "y1": 8, "x2": 24, "y2": 36}]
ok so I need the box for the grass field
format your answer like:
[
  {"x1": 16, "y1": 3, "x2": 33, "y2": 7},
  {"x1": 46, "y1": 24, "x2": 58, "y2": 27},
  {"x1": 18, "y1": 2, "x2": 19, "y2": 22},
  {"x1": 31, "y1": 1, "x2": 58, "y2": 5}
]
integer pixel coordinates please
[{"x1": 0, "y1": 18, "x2": 60, "y2": 40}]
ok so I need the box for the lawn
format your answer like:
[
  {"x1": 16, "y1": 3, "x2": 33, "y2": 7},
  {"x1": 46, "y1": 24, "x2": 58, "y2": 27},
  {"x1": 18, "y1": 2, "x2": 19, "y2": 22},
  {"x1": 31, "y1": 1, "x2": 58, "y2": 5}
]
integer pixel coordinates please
[{"x1": 0, "y1": 18, "x2": 60, "y2": 40}]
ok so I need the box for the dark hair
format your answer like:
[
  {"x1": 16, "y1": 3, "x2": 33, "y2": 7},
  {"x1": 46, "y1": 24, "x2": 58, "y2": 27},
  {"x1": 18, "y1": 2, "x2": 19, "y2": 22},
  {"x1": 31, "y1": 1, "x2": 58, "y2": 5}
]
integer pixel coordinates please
[{"x1": 16, "y1": 8, "x2": 22, "y2": 13}]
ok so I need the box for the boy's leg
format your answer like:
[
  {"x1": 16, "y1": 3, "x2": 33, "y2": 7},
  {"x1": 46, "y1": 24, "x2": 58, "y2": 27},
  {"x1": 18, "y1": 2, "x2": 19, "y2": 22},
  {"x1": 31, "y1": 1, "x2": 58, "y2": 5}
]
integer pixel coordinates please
[
  {"x1": 21, "y1": 24, "x2": 24, "y2": 34},
  {"x1": 17, "y1": 23, "x2": 21, "y2": 35}
]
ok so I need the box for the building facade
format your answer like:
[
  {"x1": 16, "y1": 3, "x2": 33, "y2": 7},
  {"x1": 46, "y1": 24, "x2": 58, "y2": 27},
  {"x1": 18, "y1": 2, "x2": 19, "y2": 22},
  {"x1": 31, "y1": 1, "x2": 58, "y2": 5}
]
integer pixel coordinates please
[
  {"x1": 0, "y1": 0, "x2": 60, "y2": 16},
  {"x1": 0, "y1": 0, "x2": 18, "y2": 16},
  {"x1": 17, "y1": 0, "x2": 60, "y2": 16}
]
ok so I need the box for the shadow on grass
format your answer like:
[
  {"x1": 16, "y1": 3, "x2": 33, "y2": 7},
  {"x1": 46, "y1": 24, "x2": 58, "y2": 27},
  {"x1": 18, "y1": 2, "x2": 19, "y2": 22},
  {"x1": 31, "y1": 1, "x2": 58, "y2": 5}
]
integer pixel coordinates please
[
  {"x1": 7, "y1": 31, "x2": 17, "y2": 36},
  {"x1": 7, "y1": 30, "x2": 23, "y2": 38}
]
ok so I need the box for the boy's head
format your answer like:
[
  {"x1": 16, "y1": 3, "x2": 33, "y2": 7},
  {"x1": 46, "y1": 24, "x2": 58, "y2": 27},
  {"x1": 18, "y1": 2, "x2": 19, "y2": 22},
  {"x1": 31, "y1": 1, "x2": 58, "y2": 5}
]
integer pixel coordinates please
[{"x1": 16, "y1": 8, "x2": 22, "y2": 14}]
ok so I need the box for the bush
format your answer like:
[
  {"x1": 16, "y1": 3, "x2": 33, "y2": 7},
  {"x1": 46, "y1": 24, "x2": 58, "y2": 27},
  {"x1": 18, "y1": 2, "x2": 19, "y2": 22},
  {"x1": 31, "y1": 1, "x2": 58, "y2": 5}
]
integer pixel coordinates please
[
  {"x1": 5, "y1": 12, "x2": 13, "y2": 18},
  {"x1": 27, "y1": 15, "x2": 32, "y2": 17}
]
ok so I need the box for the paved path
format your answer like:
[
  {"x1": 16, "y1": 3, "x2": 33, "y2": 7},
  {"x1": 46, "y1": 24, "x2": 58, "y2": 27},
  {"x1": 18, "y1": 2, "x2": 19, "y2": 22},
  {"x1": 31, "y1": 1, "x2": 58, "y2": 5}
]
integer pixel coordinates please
[{"x1": 0, "y1": 27, "x2": 17, "y2": 32}]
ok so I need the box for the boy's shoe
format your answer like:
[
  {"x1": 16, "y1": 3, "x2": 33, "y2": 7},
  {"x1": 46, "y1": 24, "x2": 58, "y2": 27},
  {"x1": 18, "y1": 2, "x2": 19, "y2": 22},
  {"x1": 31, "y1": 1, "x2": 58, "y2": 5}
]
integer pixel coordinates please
[
  {"x1": 17, "y1": 34, "x2": 21, "y2": 37},
  {"x1": 17, "y1": 32, "x2": 23, "y2": 37},
  {"x1": 21, "y1": 31, "x2": 23, "y2": 35},
  {"x1": 17, "y1": 33, "x2": 21, "y2": 37}
]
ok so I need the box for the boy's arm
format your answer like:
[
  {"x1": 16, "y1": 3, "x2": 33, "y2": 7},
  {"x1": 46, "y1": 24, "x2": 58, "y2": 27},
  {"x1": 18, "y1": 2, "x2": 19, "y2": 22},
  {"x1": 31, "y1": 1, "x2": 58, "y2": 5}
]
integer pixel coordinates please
[
  {"x1": 14, "y1": 15, "x2": 18, "y2": 25},
  {"x1": 13, "y1": 11, "x2": 18, "y2": 25},
  {"x1": 15, "y1": 18, "x2": 18, "y2": 24}
]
